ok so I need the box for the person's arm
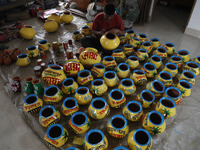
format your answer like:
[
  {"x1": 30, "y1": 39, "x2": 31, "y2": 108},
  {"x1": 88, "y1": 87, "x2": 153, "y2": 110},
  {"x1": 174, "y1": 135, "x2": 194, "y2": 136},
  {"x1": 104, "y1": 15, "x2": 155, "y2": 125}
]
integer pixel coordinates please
[
  {"x1": 109, "y1": 28, "x2": 125, "y2": 35},
  {"x1": 92, "y1": 29, "x2": 106, "y2": 37}
]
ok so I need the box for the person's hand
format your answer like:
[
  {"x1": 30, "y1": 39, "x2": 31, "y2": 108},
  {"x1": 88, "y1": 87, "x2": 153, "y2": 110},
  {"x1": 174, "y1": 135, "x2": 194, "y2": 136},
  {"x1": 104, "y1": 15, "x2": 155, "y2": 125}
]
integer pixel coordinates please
[
  {"x1": 100, "y1": 29, "x2": 106, "y2": 35},
  {"x1": 109, "y1": 28, "x2": 120, "y2": 34}
]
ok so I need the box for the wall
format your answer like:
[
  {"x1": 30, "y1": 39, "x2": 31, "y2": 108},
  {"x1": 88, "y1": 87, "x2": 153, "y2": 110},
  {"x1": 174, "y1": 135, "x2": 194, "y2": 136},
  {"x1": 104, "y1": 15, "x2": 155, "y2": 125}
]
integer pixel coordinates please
[{"x1": 184, "y1": 0, "x2": 200, "y2": 38}]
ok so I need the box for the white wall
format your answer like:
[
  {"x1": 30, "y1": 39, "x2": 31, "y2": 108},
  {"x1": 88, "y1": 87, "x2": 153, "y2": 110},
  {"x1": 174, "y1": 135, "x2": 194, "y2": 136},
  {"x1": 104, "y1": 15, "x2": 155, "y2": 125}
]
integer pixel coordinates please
[{"x1": 185, "y1": 0, "x2": 200, "y2": 38}]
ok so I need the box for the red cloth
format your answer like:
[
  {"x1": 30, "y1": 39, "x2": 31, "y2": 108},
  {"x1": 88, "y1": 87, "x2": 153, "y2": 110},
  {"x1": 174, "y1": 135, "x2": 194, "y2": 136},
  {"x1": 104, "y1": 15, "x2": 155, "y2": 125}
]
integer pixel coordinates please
[{"x1": 92, "y1": 12, "x2": 124, "y2": 32}]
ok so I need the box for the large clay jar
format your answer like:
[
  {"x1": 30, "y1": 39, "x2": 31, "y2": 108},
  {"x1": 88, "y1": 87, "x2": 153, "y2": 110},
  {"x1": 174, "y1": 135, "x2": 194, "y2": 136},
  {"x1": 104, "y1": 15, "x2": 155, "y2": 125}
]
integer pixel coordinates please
[
  {"x1": 42, "y1": 64, "x2": 67, "y2": 85},
  {"x1": 135, "y1": 49, "x2": 149, "y2": 61},
  {"x1": 100, "y1": 32, "x2": 120, "y2": 50},
  {"x1": 44, "y1": 124, "x2": 68, "y2": 148},
  {"x1": 140, "y1": 41, "x2": 153, "y2": 54},
  {"x1": 112, "y1": 49, "x2": 126, "y2": 63},
  {"x1": 26, "y1": 46, "x2": 39, "y2": 58},
  {"x1": 16, "y1": 54, "x2": 31, "y2": 67},
  {"x1": 90, "y1": 79, "x2": 108, "y2": 96},
  {"x1": 177, "y1": 49, "x2": 190, "y2": 63},
  {"x1": 88, "y1": 97, "x2": 110, "y2": 119},
  {"x1": 38, "y1": 39, "x2": 51, "y2": 51},
  {"x1": 137, "y1": 33, "x2": 148, "y2": 42},
  {"x1": 163, "y1": 87, "x2": 182, "y2": 105},
  {"x1": 68, "y1": 112, "x2": 90, "y2": 134},
  {"x1": 153, "y1": 46, "x2": 167, "y2": 59},
  {"x1": 126, "y1": 55, "x2": 139, "y2": 70},
  {"x1": 116, "y1": 63, "x2": 130, "y2": 79},
  {"x1": 148, "y1": 55, "x2": 162, "y2": 69},
  {"x1": 43, "y1": 19, "x2": 58, "y2": 32},
  {"x1": 39, "y1": 105, "x2": 60, "y2": 127},
  {"x1": 183, "y1": 61, "x2": 200, "y2": 76},
  {"x1": 81, "y1": 25, "x2": 92, "y2": 36},
  {"x1": 155, "y1": 71, "x2": 173, "y2": 87},
  {"x1": 178, "y1": 70, "x2": 195, "y2": 86},
  {"x1": 122, "y1": 101, "x2": 143, "y2": 122},
  {"x1": 176, "y1": 80, "x2": 192, "y2": 97},
  {"x1": 107, "y1": 115, "x2": 129, "y2": 138},
  {"x1": 83, "y1": 129, "x2": 108, "y2": 150},
  {"x1": 77, "y1": 70, "x2": 93, "y2": 86},
  {"x1": 103, "y1": 71, "x2": 119, "y2": 87},
  {"x1": 60, "y1": 11, "x2": 73, "y2": 24},
  {"x1": 123, "y1": 44, "x2": 134, "y2": 56},
  {"x1": 150, "y1": 38, "x2": 160, "y2": 50},
  {"x1": 107, "y1": 89, "x2": 126, "y2": 108},
  {"x1": 62, "y1": 78, "x2": 78, "y2": 95},
  {"x1": 47, "y1": 13, "x2": 61, "y2": 24},
  {"x1": 163, "y1": 42, "x2": 175, "y2": 55},
  {"x1": 79, "y1": 48, "x2": 101, "y2": 68},
  {"x1": 74, "y1": 87, "x2": 92, "y2": 105},
  {"x1": 19, "y1": 25, "x2": 36, "y2": 40},
  {"x1": 43, "y1": 85, "x2": 63, "y2": 104},
  {"x1": 24, "y1": 94, "x2": 43, "y2": 114},
  {"x1": 146, "y1": 80, "x2": 165, "y2": 99},
  {"x1": 136, "y1": 90, "x2": 155, "y2": 108},
  {"x1": 91, "y1": 63, "x2": 106, "y2": 78},
  {"x1": 61, "y1": 97, "x2": 79, "y2": 116},
  {"x1": 142, "y1": 110, "x2": 166, "y2": 135},
  {"x1": 102, "y1": 56, "x2": 117, "y2": 70},
  {"x1": 155, "y1": 97, "x2": 176, "y2": 118},
  {"x1": 118, "y1": 78, "x2": 136, "y2": 96},
  {"x1": 128, "y1": 128, "x2": 152, "y2": 150},
  {"x1": 141, "y1": 62, "x2": 157, "y2": 78},
  {"x1": 125, "y1": 29, "x2": 135, "y2": 40},
  {"x1": 162, "y1": 62, "x2": 178, "y2": 77},
  {"x1": 169, "y1": 55, "x2": 183, "y2": 68},
  {"x1": 64, "y1": 59, "x2": 84, "y2": 77},
  {"x1": 131, "y1": 70, "x2": 147, "y2": 85}
]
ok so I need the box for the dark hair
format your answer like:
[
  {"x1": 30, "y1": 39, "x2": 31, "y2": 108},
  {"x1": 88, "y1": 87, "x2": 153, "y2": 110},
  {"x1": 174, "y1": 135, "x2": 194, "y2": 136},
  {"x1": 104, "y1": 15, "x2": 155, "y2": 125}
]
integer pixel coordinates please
[{"x1": 104, "y1": 4, "x2": 115, "y2": 16}]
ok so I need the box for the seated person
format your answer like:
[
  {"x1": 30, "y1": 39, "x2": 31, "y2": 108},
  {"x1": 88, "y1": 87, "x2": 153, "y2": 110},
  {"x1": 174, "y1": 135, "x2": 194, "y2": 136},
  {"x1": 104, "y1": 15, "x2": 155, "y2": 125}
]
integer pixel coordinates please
[{"x1": 81, "y1": 3, "x2": 125, "y2": 55}]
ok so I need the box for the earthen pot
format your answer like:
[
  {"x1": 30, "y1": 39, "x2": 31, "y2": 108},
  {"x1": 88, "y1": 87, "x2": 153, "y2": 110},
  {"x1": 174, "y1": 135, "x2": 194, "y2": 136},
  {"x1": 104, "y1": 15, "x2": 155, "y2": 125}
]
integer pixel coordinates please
[{"x1": 2, "y1": 54, "x2": 12, "y2": 65}]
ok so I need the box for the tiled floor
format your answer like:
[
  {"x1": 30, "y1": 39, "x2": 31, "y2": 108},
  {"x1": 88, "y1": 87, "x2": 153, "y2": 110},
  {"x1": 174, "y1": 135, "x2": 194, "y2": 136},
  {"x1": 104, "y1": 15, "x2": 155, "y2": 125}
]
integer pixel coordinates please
[{"x1": 1, "y1": 4, "x2": 200, "y2": 150}]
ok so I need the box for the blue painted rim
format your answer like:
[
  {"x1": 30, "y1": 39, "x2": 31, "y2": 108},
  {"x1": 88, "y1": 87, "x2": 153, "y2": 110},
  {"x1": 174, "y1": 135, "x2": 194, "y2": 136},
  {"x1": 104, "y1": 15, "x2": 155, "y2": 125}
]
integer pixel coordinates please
[
  {"x1": 151, "y1": 55, "x2": 162, "y2": 62},
  {"x1": 92, "y1": 79, "x2": 104, "y2": 86},
  {"x1": 65, "y1": 147, "x2": 79, "y2": 150},
  {"x1": 86, "y1": 21, "x2": 92, "y2": 23},
  {"x1": 17, "y1": 53, "x2": 28, "y2": 58},
  {"x1": 39, "y1": 105, "x2": 55, "y2": 118},
  {"x1": 27, "y1": 46, "x2": 36, "y2": 50},
  {"x1": 110, "y1": 89, "x2": 124, "y2": 101},
  {"x1": 150, "y1": 38, "x2": 160, "y2": 42},
  {"x1": 139, "y1": 33, "x2": 147, "y2": 38},
  {"x1": 131, "y1": 37, "x2": 140, "y2": 41},
  {"x1": 159, "y1": 71, "x2": 172, "y2": 80},
  {"x1": 157, "y1": 46, "x2": 167, "y2": 53},
  {"x1": 133, "y1": 70, "x2": 145, "y2": 75},
  {"x1": 160, "y1": 97, "x2": 176, "y2": 108},
  {"x1": 126, "y1": 101, "x2": 142, "y2": 113},
  {"x1": 197, "y1": 55, "x2": 200, "y2": 62},
  {"x1": 121, "y1": 78, "x2": 134, "y2": 87},
  {"x1": 110, "y1": 115, "x2": 127, "y2": 130},
  {"x1": 86, "y1": 129, "x2": 104, "y2": 145},
  {"x1": 165, "y1": 87, "x2": 181, "y2": 99},
  {"x1": 38, "y1": 39, "x2": 47, "y2": 44},
  {"x1": 62, "y1": 78, "x2": 74, "y2": 87},
  {"x1": 179, "y1": 80, "x2": 192, "y2": 89},
  {"x1": 103, "y1": 56, "x2": 115, "y2": 61},
  {"x1": 24, "y1": 94, "x2": 38, "y2": 105},
  {"x1": 63, "y1": 97, "x2": 78, "y2": 109},
  {"x1": 76, "y1": 86, "x2": 89, "y2": 95},
  {"x1": 48, "y1": 64, "x2": 63, "y2": 70},
  {"x1": 142, "y1": 41, "x2": 152, "y2": 46},
  {"x1": 46, "y1": 124, "x2": 64, "y2": 140},
  {"x1": 73, "y1": 31, "x2": 80, "y2": 34},
  {"x1": 186, "y1": 61, "x2": 200, "y2": 68},
  {"x1": 182, "y1": 70, "x2": 195, "y2": 79},
  {"x1": 148, "y1": 110, "x2": 164, "y2": 126},
  {"x1": 44, "y1": 85, "x2": 59, "y2": 97},
  {"x1": 123, "y1": 44, "x2": 134, "y2": 48},
  {"x1": 128, "y1": 55, "x2": 139, "y2": 61},
  {"x1": 165, "y1": 42, "x2": 175, "y2": 47},
  {"x1": 126, "y1": 29, "x2": 135, "y2": 33},
  {"x1": 113, "y1": 49, "x2": 124, "y2": 53},
  {"x1": 91, "y1": 97, "x2": 107, "y2": 110},
  {"x1": 165, "y1": 62, "x2": 178, "y2": 70},
  {"x1": 104, "y1": 71, "x2": 117, "y2": 79},
  {"x1": 94, "y1": 63, "x2": 105, "y2": 69},
  {"x1": 118, "y1": 63, "x2": 129, "y2": 71},
  {"x1": 71, "y1": 112, "x2": 88, "y2": 127},
  {"x1": 144, "y1": 62, "x2": 156, "y2": 71},
  {"x1": 138, "y1": 49, "x2": 148, "y2": 53},
  {"x1": 114, "y1": 146, "x2": 129, "y2": 150},
  {"x1": 171, "y1": 55, "x2": 182, "y2": 61},
  {"x1": 82, "y1": 25, "x2": 90, "y2": 29},
  {"x1": 177, "y1": 49, "x2": 189, "y2": 55},
  {"x1": 78, "y1": 69, "x2": 91, "y2": 78},
  {"x1": 141, "y1": 90, "x2": 155, "y2": 102},
  {"x1": 152, "y1": 80, "x2": 165, "y2": 93},
  {"x1": 133, "y1": 128, "x2": 151, "y2": 146}
]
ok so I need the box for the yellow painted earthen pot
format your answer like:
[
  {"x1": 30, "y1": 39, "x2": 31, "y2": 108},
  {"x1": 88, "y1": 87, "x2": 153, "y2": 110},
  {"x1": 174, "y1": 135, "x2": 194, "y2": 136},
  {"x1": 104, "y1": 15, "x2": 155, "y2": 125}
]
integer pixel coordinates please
[
  {"x1": 19, "y1": 25, "x2": 36, "y2": 40},
  {"x1": 47, "y1": 13, "x2": 61, "y2": 24},
  {"x1": 100, "y1": 32, "x2": 120, "y2": 50},
  {"x1": 43, "y1": 19, "x2": 58, "y2": 32},
  {"x1": 60, "y1": 11, "x2": 73, "y2": 24}
]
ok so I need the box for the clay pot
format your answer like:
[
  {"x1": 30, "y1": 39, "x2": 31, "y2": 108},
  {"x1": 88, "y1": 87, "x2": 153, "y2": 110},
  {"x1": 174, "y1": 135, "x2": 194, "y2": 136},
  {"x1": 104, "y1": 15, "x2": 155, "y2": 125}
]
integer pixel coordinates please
[
  {"x1": 19, "y1": 25, "x2": 36, "y2": 40},
  {"x1": 2, "y1": 54, "x2": 12, "y2": 65}
]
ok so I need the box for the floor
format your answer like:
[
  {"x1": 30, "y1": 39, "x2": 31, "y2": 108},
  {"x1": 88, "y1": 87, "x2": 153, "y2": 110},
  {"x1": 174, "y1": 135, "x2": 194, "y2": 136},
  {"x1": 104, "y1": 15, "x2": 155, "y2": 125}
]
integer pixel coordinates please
[{"x1": 0, "y1": 3, "x2": 200, "y2": 150}]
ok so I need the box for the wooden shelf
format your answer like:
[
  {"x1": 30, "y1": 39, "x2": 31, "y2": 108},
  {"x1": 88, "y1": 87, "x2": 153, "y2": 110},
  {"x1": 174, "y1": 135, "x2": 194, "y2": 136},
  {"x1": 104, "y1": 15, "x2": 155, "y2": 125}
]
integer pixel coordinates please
[{"x1": 0, "y1": 0, "x2": 34, "y2": 12}]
